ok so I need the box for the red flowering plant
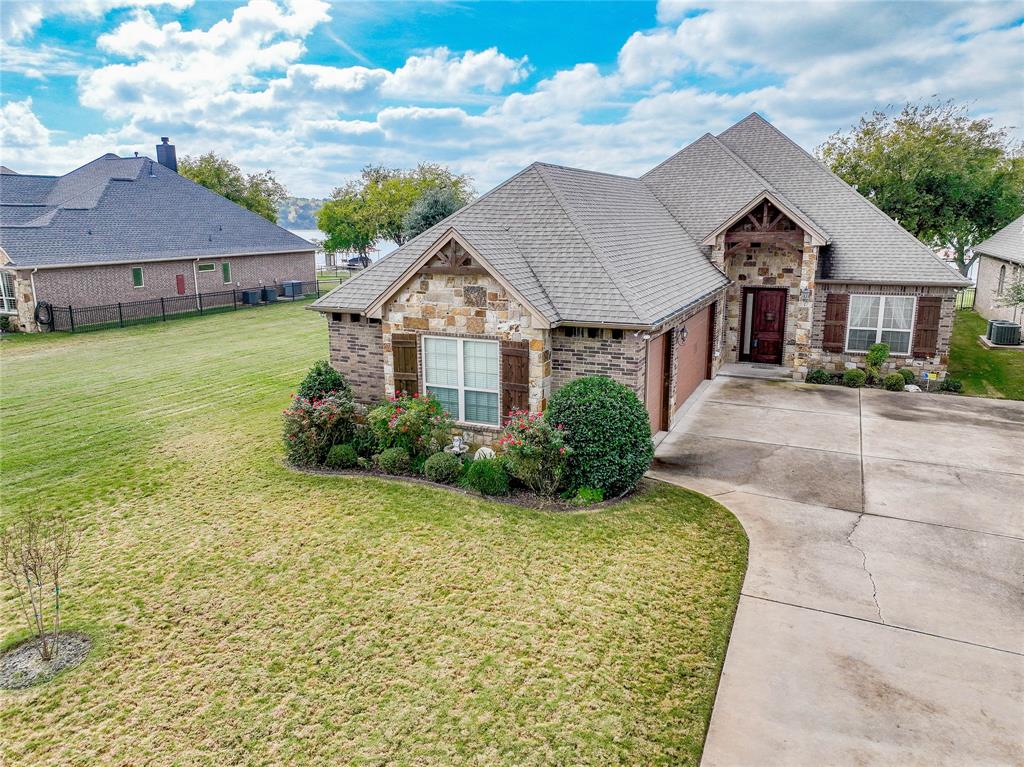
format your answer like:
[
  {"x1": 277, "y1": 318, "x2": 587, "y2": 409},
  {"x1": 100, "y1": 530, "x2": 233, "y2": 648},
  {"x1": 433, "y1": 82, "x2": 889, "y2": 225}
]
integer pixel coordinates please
[
  {"x1": 367, "y1": 391, "x2": 453, "y2": 462},
  {"x1": 498, "y1": 409, "x2": 570, "y2": 497},
  {"x1": 282, "y1": 392, "x2": 356, "y2": 466}
]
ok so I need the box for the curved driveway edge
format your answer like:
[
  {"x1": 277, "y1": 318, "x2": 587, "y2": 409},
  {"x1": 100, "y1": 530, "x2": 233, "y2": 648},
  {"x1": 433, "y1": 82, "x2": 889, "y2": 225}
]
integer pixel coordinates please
[{"x1": 651, "y1": 377, "x2": 1024, "y2": 766}]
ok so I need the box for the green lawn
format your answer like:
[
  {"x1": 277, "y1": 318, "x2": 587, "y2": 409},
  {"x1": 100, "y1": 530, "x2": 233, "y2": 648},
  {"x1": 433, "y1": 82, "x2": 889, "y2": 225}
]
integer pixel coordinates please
[
  {"x1": 948, "y1": 310, "x2": 1024, "y2": 400},
  {"x1": 0, "y1": 303, "x2": 747, "y2": 766}
]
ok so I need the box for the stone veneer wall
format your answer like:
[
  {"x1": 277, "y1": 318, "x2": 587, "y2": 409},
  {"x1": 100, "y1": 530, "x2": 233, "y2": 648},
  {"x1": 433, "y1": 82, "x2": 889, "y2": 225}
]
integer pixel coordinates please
[
  {"x1": 327, "y1": 313, "x2": 385, "y2": 404},
  {"x1": 807, "y1": 283, "x2": 957, "y2": 378},
  {"x1": 975, "y1": 255, "x2": 1022, "y2": 323},
  {"x1": 712, "y1": 231, "x2": 818, "y2": 373},
  {"x1": 380, "y1": 270, "x2": 549, "y2": 444}
]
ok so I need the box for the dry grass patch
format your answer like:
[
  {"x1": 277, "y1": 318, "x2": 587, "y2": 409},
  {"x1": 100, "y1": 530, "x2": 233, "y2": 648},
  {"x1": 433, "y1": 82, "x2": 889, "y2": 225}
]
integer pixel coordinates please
[{"x1": 0, "y1": 303, "x2": 746, "y2": 766}]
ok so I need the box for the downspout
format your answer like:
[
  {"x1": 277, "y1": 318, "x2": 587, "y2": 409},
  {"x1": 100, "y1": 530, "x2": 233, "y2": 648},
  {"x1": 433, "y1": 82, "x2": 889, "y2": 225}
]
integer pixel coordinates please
[
  {"x1": 30, "y1": 267, "x2": 38, "y2": 307},
  {"x1": 192, "y1": 259, "x2": 201, "y2": 311}
]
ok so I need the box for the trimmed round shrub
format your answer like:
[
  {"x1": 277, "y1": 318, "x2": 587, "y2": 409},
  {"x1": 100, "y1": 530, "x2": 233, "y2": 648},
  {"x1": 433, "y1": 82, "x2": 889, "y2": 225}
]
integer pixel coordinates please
[
  {"x1": 460, "y1": 457, "x2": 509, "y2": 496},
  {"x1": 842, "y1": 369, "x2": 867, "y2": 388},
  {"x1": 805, "y1": 368, "x2": 831, "y2": 385},
  {"x1": 297, "y1": 359, "x2": 352, "y2": 401},
  {"x1": 545, "y1": 376, "x2": 653, "y2": 497},
  {"x1": 883, "y1": 373, "x2": 906, "y2": 392},
  {"x1": 325, "y1": 443, "x2": 358, "y2": 469},
  {"x1": 423, "y1": 451, "x2": 462, "y2": 484},
  {"x1": 939, "y1": 377, "x2": 963, "y2": 393},
  {"x1": 375, "y1": 447, "x2": 410, "y2": 475},
  {"x1": 898, "y1": 368, "x2": 916, "y2": 384}
]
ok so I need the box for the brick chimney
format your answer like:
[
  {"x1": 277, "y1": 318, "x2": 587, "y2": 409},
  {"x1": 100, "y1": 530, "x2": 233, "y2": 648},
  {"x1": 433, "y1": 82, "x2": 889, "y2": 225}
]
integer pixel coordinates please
[{"x1": 156, "y1": 137, "x2": 177, "y2": 172}]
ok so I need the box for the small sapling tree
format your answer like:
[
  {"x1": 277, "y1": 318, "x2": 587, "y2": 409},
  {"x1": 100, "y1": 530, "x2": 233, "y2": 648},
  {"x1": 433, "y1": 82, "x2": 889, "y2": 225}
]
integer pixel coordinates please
[{"x1": 1, "y1": 514, "x2": 81, "y2": 661}]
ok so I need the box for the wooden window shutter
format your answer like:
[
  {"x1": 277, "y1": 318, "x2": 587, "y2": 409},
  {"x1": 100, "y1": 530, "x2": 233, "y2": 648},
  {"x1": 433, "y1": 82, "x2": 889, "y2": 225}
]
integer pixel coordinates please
[
  {"x1": 912, "y1": 297, "x2": 942, "y2": 359},
  {"x1": 500, "y1": 340, "x2": 529, "y2": 423},
  {"x1": 392, "y1": 333, "x2": 420, "y2": 396},
  {"x1": 822, "y1": 293, "x2": 849, "y2": 352}
]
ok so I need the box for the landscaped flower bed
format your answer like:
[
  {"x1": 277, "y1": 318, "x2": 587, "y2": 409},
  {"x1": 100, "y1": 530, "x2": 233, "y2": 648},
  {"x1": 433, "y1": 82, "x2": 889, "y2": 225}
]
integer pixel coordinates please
[
  {"x1": 284, "y1": 362, "x2": 656, "y2": 508},
  {"x1": 805, "y1": 342, "x2": 963, "y2": 393}
]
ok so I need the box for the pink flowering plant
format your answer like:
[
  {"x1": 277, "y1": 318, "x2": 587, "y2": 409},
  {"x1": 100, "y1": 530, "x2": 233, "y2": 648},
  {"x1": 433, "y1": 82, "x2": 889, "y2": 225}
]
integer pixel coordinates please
[
  {"x1": 367, "y1": 391, "x2": 453, "y2": 460},
  {"x1": 282, "y1": 392, "x2": 356, "y2": 466},
  {"x1": 498, "y1": 409, "x2": 570, "y2": 497}
]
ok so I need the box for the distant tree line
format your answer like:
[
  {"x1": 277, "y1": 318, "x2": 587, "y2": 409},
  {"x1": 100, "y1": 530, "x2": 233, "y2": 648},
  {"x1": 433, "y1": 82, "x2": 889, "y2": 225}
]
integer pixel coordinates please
[{"x1": 277, "y1": 197, "x2": 327, "y2": 230}]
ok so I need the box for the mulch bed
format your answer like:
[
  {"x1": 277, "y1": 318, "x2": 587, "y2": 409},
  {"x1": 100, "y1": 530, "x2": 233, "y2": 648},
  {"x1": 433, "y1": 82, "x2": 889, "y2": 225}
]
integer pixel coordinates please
[
  {"x1": 295, "y1": 464, "x2": 647, "y2": 512},
  {"x1": 0, "y1": 632, "x2": 91, "y2": 690}
]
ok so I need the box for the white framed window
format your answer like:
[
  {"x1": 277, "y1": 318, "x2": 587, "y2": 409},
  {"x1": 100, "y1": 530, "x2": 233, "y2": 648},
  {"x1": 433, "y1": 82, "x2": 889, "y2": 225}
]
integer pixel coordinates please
[
  {"x1": 1, "y1": 271, "x2": 16, "y2": 314},
  {"x1": 423, "y1": 336, "x2": 500, "y2": 425},
  {"x1": 997, "y1": 264, "x2": 1006, "y2": 295},
  {"x1": 846, "y1": 294, "x2": 915, "y2": 355},
  {"x1": 131, "y1": 266, "x2": 144, "y2": 288},
  {"x1": 197, "y1": 262, "x2": 216, "y2": 273}
]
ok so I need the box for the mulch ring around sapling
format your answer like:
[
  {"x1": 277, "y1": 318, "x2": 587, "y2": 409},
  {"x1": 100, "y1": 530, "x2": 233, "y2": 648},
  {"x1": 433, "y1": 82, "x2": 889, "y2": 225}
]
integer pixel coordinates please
[{"x1": 0, "y1": 632, "x2": 92, "y2": 690}]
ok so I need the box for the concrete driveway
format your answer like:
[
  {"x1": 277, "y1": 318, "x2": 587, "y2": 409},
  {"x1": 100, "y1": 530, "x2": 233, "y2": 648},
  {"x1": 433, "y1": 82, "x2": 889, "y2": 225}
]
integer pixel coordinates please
[{"x1": 651, "y1": 377, "x2": 1024, "y2": 766}]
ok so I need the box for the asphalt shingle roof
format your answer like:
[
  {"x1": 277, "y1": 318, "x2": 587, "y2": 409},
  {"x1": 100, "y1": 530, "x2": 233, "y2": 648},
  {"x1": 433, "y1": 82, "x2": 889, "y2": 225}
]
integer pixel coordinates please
[
  {"x1": 974, "y1": 214, "x2": 1024, "y2": 266},
  {"x1": 0, "y1": 155, "x2": 313, "y2": 267},
  {"x1": 316, "y1": 113, "x2": 973, "y2": 325}
]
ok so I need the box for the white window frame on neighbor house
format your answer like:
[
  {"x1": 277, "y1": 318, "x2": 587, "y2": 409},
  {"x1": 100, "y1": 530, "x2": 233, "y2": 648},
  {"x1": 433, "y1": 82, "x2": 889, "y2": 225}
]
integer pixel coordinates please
[
  {"x1": 131, "y1": 266, "x2": 144, "y2": 288},
  {"x1": 221, "y1": 262, "x2": 232, "y2": 284},
  {"x1": 1, "y1": 271, "x2": 17, "y2": 314},
  {"x1": 197, "y1": 262, "x2": 216, "y2": 273},
  {"x1": 422, "y1": 335, "x2": 500, "y2": 426},
  {"x1": 845, "y1": 294, "x2": 916, "y2": 356}
]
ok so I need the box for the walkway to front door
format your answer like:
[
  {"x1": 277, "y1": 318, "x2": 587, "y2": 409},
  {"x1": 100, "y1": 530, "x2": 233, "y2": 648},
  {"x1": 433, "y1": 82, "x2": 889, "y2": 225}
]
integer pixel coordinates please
[
  {"x1": 740, "y1": 288, "x2": 786, "y2": 364},
  {"x1": 651, "y1": 377, "x2": 1023, "y2": 765}
]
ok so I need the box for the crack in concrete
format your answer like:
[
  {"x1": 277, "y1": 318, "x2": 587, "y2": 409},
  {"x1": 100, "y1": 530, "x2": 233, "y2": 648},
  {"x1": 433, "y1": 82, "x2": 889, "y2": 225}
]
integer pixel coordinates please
[{"x1": 846, "y1": 512, "x2": 885, "y2": 624}]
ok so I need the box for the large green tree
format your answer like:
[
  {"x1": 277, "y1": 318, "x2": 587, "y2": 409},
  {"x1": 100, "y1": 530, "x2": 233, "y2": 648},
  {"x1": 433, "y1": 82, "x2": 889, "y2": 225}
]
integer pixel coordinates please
[
  {"x1": 179, "y1": 152, "x2": 288, "y2": 223},
  {"x1": 318, "y1": 163, "x2": 473, "y2": 260},
  {"x1": 316, "y1": 182, "x2": 377, "y2": 267},
  {"x1": 817, "y1": 101, "x2": 1024, "y2": 276}
]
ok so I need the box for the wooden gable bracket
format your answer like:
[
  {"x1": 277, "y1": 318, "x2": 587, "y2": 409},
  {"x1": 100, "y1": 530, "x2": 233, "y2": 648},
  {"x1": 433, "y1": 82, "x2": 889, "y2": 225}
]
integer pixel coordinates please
[
  {"x1": 420, "y1": 238, "x2": 488, "y2": 275},
  {"x1": 703, "y1": 191, "x2": 829, "y2": 250}
]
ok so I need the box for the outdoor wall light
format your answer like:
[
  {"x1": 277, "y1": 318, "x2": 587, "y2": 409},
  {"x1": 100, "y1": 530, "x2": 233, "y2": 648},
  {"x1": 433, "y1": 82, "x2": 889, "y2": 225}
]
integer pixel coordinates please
[{"x1": 680, "y1": 325, "x2": 689, "y2": 344}]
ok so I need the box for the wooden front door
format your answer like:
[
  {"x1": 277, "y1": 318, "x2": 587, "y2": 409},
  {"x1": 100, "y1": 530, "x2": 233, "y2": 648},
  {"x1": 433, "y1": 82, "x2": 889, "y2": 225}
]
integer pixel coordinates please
[
  {"x1": 743, "y1": 289, "x2": 786, "y2": 364},
  {"x1": 175, "y1": 274, "x2": 186, "y2": 295}
]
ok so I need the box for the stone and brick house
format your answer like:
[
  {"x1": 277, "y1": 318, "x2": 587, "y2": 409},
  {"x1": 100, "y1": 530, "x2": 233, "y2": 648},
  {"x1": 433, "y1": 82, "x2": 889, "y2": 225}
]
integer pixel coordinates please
[
  {"x1": 0, "y1": 139, "x2": 315, "y2": 331},
  {"x1": 311, "y1": 114, "x2": 968, "y2": 442},
  {"x1": 973, "y1": 214, "x2": 1023, "y2": 323}
]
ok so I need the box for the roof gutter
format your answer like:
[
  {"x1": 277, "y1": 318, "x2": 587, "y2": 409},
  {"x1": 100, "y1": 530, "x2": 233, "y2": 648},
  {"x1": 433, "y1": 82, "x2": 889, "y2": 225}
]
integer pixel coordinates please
[
  {"x1": 815, "y1": 278, "x2": 969, "y2": 288},
  {"x1": 6, "y1": 247, "x2": 316, "y2": 270}
]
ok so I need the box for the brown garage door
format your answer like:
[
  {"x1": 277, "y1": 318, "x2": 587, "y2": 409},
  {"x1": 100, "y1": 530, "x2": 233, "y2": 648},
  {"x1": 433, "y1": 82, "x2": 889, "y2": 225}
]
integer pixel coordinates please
[
  {"x1": 673, "y1": 305, "x2": 712, "y2": 415},
  {"x1": 645, "y1": 332, "x2": 669, "y2": 432}
]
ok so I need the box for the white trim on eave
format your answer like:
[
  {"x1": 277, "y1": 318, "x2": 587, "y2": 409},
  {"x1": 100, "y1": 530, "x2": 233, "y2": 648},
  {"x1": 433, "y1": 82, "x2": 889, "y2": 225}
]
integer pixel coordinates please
[
  {"x1": 363, "y1": 228, "x2": 552, "y2": 329},
  {"x1": 5, "y1": 248, "x2": 316, "y2": 270},
  {"x1": 701, "y1": 190, "x2": 829, "y2": 248}
]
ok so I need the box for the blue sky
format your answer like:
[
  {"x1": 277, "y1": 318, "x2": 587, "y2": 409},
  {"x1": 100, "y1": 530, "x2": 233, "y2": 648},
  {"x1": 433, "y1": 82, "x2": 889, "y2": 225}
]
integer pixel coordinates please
[{"x1": 2, "y1": 1, "x2": 1022, "y2": 198}]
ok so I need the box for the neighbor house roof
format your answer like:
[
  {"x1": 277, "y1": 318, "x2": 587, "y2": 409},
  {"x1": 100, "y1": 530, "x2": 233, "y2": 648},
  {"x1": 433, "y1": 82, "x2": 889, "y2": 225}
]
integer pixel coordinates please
[
  {"x1": 974, "y1": 214, "x2": 1024, "y2": 266},
  {"x1": 0, "y1": 155, "x2": 313, "y2": 268},
  {"x1": 312, "y1": 113, "x2": 968, "y2": 326}
]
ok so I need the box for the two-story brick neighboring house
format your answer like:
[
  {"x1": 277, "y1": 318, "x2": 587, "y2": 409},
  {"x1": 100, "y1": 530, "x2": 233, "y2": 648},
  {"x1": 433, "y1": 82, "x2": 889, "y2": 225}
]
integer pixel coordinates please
[
  {"x1": 310, "y1": 114, "x2": 969, "y2": 442},
  {"x1": 0, "y1": 139, "x2": 315, "y2": 331}
]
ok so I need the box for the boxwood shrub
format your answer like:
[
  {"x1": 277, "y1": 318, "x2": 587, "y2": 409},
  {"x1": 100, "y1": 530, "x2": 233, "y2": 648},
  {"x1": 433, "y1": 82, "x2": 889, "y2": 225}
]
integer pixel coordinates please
[
  {"x1": 375, "y1": 447, "x2": 411, "y2": 475},
  {"x1": 805, "y1": 368, "x2": 831, "y2": 385},
  {"x1": 898, "y1": 368, "x2": 917, "y2": 384},
  {"x1": 325, "y1": 443, "x2": 359, "y2": 469},
  {"x1": 939, "y1": 377, "x2": 963, "y2": 393},
  {"x1": 460, "y1": 457, "x2": 509, "y2": 496},
  {"x1": 545, "y1": 376, "x2": 653, "y2": 497},
  {"x1": 883, "y1": 372, "x2": 906, "y2": 392},
  {"x1": 842, "y1": 369, "x2": 867, "y2": 388},
  {"x1": 423, "y1": 451, "x2": 462, "y2": 484}
]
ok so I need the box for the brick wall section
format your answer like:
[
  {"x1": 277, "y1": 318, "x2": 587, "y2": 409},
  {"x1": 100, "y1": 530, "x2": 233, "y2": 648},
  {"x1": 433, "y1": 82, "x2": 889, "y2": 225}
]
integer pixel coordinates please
[
  {"x1": 550, "y1": 330, "x2": 646, "y2": 396},
  {"x1": 975, "y1": 255, "x2": 1023, "y2": 322},
  {"x1": 27, "y1": 251, "x2": 314, "y2": 310},
  {"x1": 807, "y1": 282, "x2": 957, "y2": 376},
  {"x1": 327, "y1": 314, "x2": 385, "y2": 404}
]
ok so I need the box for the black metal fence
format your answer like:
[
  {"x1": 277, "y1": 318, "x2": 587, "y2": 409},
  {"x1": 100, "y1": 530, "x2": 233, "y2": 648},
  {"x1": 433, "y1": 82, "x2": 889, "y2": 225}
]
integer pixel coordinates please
[
  {"x1": 955, "y1": 286, "x2": 976, "y2": 310},
  {"x1": 46, "y1": 279, "x2": 340, "y2": 333}
]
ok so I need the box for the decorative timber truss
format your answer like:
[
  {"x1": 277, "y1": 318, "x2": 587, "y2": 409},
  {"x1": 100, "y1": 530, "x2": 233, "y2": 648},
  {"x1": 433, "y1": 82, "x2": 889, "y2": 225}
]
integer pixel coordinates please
[
  {"x1": 422, "y1": 238, "x2": 487, "y2": 275},
  {"x1": 725, "y1": 199, "x2": 805, "y2": 255}
]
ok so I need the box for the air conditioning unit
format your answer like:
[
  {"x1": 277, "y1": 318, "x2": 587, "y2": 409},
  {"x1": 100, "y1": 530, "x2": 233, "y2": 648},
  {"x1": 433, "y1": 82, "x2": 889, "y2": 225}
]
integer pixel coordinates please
[
  {"x1": 240, "y1": 289, "x2": 262, "y2": 305},
  {"x1": 990, "y1": 321, "x2": 1021, "y2": 346},
  {"x1": 262, "y1": 286, "x2": 278, "y2": 302},
  {"x1": 282, "y1": 280, "x2": 304, "y2": 298}
]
